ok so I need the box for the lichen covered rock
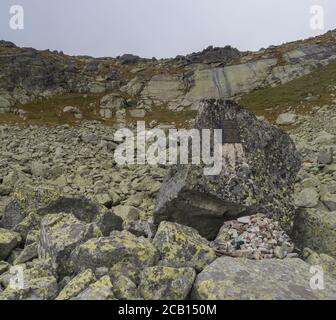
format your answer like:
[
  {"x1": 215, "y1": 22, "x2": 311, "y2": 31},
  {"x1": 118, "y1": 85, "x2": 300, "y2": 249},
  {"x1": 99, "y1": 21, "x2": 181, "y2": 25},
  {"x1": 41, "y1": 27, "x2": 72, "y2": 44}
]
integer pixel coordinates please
[
  {"x1": 0, "y1": 185, "x2": 122, "y2": 236},
  {"x1": 292, "y1": 208, "x2": 336, "y2": 258},
  {"x1": 0, "y1": 258, "x2": 58, "y2": 300},
  {"x1": 0, "y1": 228, "x2": 21, "y2": 260},
  {"x1": 139, "y1": 266, "x2": 196, "y2": 300},
  {"x1": 154, "y1": 99, "x2": 301, "y2": 239},
  {"x1": 192, "y1": 257, "x2": 336, "y2": 300},
  {"x1": 113, "y1": 275, "x2": 141, "y2": 300},
  {"x1": 38, "y1": 213, "x2": 101, "y2": 276},
  {"x1": 153, "y1": 221, "x2": 216, "y2": 272},
  {"x1": 1, "y1": 185, "x2": 61, "y2": 230},
  {"x1": 56, "y1": 269, "x2": 96, "y2": 300},
  {"x1": 71, "y1": 230, "x2": 159, "y2": 273},
  {"x1": 72, "y1": 275, "x2": 115, "y2": 300}
]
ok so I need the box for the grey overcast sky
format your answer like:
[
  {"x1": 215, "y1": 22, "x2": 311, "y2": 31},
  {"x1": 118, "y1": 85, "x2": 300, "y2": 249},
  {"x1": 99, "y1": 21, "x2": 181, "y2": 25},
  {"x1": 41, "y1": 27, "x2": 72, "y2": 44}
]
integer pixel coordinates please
[{"x1": 0, "y1": 0, "x2": 335, "y2": 58}]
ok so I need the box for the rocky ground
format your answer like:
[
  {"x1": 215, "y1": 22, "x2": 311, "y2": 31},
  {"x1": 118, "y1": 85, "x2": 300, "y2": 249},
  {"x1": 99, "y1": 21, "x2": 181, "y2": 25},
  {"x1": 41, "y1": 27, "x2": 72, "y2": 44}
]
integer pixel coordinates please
[
  {"x1": 0, "y1": 99, "x2": 336, "y2": 300},
  {"x1": 1, "y1": 29, "x2": 336, "y2": 300}
]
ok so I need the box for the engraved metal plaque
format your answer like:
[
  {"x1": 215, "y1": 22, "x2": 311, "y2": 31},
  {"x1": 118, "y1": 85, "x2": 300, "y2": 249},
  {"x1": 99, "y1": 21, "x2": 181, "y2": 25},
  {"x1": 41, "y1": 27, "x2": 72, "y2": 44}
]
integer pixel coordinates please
[{"x1": 222, "y1": 120, "x2": 241, "y2": 143}]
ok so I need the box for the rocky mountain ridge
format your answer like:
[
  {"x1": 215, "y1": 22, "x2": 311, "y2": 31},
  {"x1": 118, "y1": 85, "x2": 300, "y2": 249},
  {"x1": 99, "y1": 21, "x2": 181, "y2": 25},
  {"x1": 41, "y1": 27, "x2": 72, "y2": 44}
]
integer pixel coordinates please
[{"x1": 1, "y1": 29, "x2": 336, "y2": 121}]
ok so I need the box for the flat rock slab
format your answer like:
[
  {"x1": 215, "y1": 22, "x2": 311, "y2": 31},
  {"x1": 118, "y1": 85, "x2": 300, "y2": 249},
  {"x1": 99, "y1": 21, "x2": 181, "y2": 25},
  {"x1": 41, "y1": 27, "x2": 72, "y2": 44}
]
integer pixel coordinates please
[
  {"x1": 192, "y1": 257, "x2": 336, "y2": 300},
  {"x1": 154, "y1": 99, "x2": 301, "y2": 239}
]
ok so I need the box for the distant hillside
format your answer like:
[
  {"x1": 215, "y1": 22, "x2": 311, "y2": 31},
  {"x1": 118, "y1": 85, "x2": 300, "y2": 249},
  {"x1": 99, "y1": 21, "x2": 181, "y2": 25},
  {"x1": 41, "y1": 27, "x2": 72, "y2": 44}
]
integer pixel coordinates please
[{"x1": 1, "y1": 29, "x2": 336, "y2": 126}]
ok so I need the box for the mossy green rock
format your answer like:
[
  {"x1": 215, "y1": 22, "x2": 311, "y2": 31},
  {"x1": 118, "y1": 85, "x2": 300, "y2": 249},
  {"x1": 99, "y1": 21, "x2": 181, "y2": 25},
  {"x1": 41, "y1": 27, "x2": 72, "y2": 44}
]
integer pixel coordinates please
[
  {"x1": 71, "y1": 230, "x2": 159, "y2": 272},
  {"x1": 293, "y1": 208, "x2": 336, "y2": 258},
  {"x1": 153, "y1": 222, "x2": 216, "y2": 272},
  {"x1": 13, "y1": 212, "x2": 41, "y2": 241},
  {"x1": 1, "y1": 185, "x2": 61, "y2": 229},
  {"x1": 110, "y1": 261, "x2": 140, "y2": 284},
  {"x1": 0, "y1": 259, "x2": 57, "y2": 300},
  {"x1": 39, "y1": 213, "x2": 101, "y2": 276},
  {"x1": 192, "y1": 257, "x2": 336, "y2": 300},
  {"x1": 0, "y1": 228, "x2": 21, "y2": 260},
  {"x1": 72, "y1": 275, "x2": 115, "y2": 300},
  {"x1": 56, "y1": 269, "x2": 96, "y2": 300},
  {"x1": 113, "y1": 275, "x2": 141, "y2": 300},
  {"x1": 139, "y1": 266, "x2": 196, "y2": 300}
]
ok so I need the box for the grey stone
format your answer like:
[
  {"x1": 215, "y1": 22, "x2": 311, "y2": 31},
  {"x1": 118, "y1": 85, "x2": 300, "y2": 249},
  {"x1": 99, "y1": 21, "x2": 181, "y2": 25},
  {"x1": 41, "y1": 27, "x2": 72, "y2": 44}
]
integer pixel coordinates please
[
  {"x1": 139, "y1": 266, "x2": 196, "y2": 300},
  {"x1": 154, "y1": 100, "x2": 301, "y2": 239},
  {"x1": 71, "y1": 230, "x2": 159, "y2": 272},
  {"x1": 295, "y1": 188, "x2": 319, "y2": 208},
  {"x1": 320, "y1": 193, "x2": 336, "y2": 211},
  {"x1": 13, "y1": 242, "x2": 38, "y2": 264},
  {"x1": 191, "y1": 257, "x2": 336, "y2": 300},
  {"x1": 0, "y1": 228, "x2": 21, "y2": 260},
  {"x1": 38, "y1": 213, "x2": 101, "y2": 276},
  {"x1": 113, "y1": 205, "x2": 141, "y2": 222},
  {"x1": 0, "y1": 97, "x2": 11, "y2": 113},
  {"x1": 72, "y1": 276, "x2": 115, "y2": 300},
  {"x1": 63, "y1": 106, "x2": 81, "y2": 114},
  {"x1": 276, "y1": 113, "x2": 297, "y2": 125},
  {"x1": 293, "y1": 208, "x2": 336, "y2": 258},
  {"x1": 317, "y1": 149, "x2": 333, "y2": 166},
  {"x1": 153, "y1": 222, "x2": 216, "y2": 272},
  {"x1": 56, "y1": 269, "x2": 96, "y2": 300}
]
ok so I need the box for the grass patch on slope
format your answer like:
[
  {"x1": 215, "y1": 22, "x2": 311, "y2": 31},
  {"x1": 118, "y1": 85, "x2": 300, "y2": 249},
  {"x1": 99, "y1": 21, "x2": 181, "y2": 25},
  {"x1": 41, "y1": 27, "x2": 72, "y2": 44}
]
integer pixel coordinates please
[{"x1": 239, "y1": 61, "x2": 336, "y2": 120}]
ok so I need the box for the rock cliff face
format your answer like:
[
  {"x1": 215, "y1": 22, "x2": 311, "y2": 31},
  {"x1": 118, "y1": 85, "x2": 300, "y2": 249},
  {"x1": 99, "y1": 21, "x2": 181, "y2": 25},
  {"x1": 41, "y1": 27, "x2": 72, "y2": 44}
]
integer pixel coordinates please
[{"x1": 1, "y1": 29, "x2": 336, "y2": 114}]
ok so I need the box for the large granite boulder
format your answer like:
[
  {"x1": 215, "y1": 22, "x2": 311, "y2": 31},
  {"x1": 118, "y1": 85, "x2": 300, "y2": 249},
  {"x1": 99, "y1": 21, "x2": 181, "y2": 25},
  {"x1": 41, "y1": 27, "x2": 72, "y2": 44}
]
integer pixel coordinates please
[
  {"x1": 70, "y1": 230, "x2": 159, "y2": 273},
  {"x1": 154, "y1": 99, "x2": 301, "y2": 239},
  {"x1": 0, "y1": 185, "x2": 122, "y2": 236},
  {"x1": 0, "y1": 185, "x2": 62, "y2": 230},
  {"x1": 191, "y1": 257, "x2": 336, "y2": 300}
]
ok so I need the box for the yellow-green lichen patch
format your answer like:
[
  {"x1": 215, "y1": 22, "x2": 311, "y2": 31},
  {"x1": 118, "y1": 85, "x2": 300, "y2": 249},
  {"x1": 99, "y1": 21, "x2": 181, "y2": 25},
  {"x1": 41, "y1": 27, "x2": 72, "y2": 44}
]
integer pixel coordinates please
[
  {"x1": 139, "y1": 266, "x2": 196, "y2": 300},
  {"x1": 73, "y1": 231, "x2": 159, "y2": 273},
  {"x1": 56, "y1": 269, "x2": 96, "y2": 300},
  {"x1": 113, "y1": 275, "x2": 140, "y2": 300},
  {"x1": 0, "y1": 228, "x2": 22, "y2": 260},
  {"x1": 71, "y1": 275, "x2": 115, "y2": 300},
  {"x1": 153, "y1": 221, "x2": 216, "y2": 272}
]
